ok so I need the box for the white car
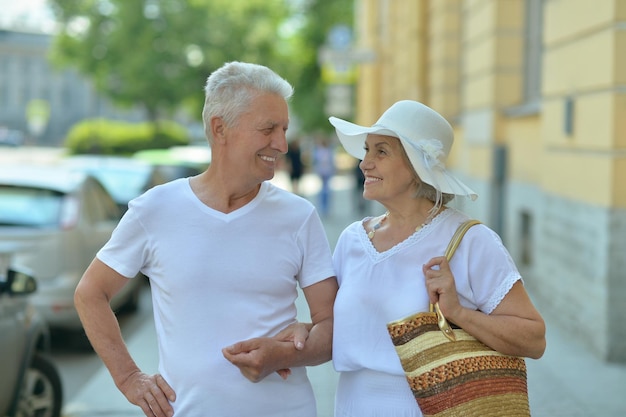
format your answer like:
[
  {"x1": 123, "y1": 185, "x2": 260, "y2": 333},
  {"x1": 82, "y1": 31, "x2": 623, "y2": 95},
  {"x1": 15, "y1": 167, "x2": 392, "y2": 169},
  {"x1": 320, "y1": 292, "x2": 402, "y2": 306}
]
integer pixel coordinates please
[
  {"x1": 0, "y1": 165, "x2": 143, "y2": 334},
  {"x1": 63, "y1": 155, "x2": 168, "y2": 214}
]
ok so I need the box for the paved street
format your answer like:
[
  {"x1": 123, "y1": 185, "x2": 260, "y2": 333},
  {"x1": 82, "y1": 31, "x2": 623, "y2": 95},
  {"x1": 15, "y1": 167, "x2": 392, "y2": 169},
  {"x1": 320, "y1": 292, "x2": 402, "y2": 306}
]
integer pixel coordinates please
[{"x1": 57, "y1": 171, "x2": 626, "y2": 417}]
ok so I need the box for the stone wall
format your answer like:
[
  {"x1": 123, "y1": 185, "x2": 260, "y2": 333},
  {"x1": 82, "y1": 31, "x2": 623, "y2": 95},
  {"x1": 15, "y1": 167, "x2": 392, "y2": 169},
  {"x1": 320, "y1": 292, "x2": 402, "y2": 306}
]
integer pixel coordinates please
[{"x1": 507, "y1": 180, "x2": 626, "y2": 362}]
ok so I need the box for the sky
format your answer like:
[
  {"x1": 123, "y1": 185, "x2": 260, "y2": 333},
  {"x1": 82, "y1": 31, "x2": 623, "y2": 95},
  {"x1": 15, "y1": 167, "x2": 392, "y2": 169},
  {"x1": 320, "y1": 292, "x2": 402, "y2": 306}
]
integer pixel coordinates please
[{"x1": 0, "y1": 0, "x2": 57, "y2": 32}]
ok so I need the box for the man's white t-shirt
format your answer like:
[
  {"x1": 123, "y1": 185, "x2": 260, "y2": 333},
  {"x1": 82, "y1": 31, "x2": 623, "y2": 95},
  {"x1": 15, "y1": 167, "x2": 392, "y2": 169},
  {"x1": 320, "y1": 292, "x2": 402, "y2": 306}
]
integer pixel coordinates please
[{"x1": 98, "y1": 179, "x2": 335, "y2": 417}]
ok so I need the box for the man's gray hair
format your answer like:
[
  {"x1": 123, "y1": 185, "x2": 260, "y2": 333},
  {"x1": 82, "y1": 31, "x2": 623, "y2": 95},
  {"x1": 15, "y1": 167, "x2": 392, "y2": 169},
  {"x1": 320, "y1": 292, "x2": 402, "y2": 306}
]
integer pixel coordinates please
[{"x1": 202, "y1": 61, "x2": 294, "y2": 142}]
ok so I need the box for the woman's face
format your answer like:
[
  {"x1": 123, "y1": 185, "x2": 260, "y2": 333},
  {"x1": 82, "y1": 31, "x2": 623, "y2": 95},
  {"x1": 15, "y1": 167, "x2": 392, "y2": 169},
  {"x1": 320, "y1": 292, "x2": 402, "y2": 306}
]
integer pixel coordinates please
[{"x1": 359, "y1": 134, "x2": 418, "y2": 204}]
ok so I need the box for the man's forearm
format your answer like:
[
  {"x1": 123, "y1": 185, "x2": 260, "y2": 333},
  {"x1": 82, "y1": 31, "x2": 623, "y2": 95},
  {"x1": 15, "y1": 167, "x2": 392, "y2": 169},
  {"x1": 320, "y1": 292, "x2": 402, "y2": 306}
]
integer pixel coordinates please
[{"x1": 75, "y1": 293, "x2": 140, "y2": 388}]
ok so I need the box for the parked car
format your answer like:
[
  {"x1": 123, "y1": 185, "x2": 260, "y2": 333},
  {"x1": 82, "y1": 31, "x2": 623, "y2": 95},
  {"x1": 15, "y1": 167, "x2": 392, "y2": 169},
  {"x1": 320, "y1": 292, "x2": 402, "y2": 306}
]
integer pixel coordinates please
[
  {"x1": 133, "y1": 145, "x2": 210, "y2": 182},
  {"x1": 0, "y1": 127, "x2": 25, "y2": 147},
  {"x1": 63, "y1": 155, "x2": 167, "y2": 213},
  {"x1": 0, "y1": 165, "x2": 143, "y2": 334},
  {"x1": 0, "y1": 245, "x2": 63, "y2": 417}
]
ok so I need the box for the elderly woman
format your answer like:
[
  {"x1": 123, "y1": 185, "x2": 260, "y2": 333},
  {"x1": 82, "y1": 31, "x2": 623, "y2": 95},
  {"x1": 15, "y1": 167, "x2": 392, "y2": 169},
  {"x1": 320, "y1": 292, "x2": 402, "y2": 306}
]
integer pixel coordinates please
[{"x1": 328, "y1": 100, "x2": 546, "y2": 417}]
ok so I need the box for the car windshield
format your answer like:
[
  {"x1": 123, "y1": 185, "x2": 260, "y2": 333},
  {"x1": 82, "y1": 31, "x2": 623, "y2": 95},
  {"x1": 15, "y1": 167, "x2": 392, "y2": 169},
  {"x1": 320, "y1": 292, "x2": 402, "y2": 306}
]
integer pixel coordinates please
[
  {"x1": 0, "y1": 186, "x2": 63, "y2": 227},
  {"x1": 92, "y1": 168, "x2": 150, "y2": 204}
]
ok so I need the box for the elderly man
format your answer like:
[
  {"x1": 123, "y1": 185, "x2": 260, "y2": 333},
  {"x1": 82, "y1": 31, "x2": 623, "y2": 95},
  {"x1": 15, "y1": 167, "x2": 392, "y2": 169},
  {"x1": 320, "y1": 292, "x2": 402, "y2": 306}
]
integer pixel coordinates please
[{"x1": 75, "y1": 61, "x2": 337, "y2": 417}]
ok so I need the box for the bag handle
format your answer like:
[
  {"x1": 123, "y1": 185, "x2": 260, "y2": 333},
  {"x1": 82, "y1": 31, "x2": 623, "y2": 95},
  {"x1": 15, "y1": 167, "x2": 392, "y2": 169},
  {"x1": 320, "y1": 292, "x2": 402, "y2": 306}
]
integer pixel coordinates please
[{"x1": 430, "y1": 219, "x2": 481, "y2": 341}]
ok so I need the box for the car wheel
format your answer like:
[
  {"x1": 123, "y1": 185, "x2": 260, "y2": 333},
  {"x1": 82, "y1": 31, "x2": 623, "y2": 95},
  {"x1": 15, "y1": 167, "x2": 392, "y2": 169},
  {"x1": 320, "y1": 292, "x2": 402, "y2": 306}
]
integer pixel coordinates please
[{"x1": 14, "y1": 353, "x2": 63, "y2": 417}]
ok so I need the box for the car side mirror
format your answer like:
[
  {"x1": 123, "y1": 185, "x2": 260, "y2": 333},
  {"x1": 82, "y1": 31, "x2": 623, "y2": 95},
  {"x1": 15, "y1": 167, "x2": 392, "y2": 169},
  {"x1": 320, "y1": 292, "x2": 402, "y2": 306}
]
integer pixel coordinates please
[{"x1": 0, "y1": 269, "x2": 37, "y2": 295}]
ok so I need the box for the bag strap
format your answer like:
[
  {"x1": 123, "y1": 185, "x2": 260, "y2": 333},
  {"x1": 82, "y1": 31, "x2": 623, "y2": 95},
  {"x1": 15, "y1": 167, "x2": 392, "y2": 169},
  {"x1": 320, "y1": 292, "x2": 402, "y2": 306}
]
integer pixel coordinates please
[
  {"x1": 444, "y1": 219, "x2": 481, "y2": 261},
  {"x1": 431, "y1": 219, "x2": 481, "y2": 341}
]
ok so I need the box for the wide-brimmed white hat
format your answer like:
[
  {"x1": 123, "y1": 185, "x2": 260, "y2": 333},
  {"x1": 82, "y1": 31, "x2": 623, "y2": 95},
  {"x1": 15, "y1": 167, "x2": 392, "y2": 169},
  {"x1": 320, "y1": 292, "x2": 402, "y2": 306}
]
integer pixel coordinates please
[{"x1": 329, "y1": 100, "x2": 477, "y2": 200}]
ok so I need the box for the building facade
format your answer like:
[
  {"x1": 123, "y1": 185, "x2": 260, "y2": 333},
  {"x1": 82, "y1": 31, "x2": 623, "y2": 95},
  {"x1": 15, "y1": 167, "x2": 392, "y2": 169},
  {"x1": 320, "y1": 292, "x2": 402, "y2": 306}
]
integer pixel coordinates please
[
  {"x1": 0, "y1": 29, "x2": 143, "y2": 146},
  {"x1": 353, "y1": 0, "x2": 626, "y2": 362}
]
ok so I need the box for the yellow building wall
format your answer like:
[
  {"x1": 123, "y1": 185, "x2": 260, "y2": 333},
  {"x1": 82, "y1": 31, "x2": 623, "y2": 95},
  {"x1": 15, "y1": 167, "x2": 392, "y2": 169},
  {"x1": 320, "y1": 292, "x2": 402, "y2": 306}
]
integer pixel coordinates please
[
  {"x1": 506, "y1": 116, "x2": 542, "y2": 184},
  {"x1": 354, "y1": 0, "x2": 381, "y2": 125},
  {"x1": 616, "y1": 92, "x2": 626, "y2": 148},
  {"x1": 460, "y1": 0, "x2": 525, "y2": 194},
  {"x1": 428, "y1": 0, "x2": 462, "y2": 118},
  {"x1": 541, "y1": 149, "x2": 615, "y2": 206},
  {"x1": 543, "y1": 30, "x2": 619, "y2": 96},
  {"x1": 541, "y1": 0, "x2": 625, "y2": 207},
  {"x1": 613, "y1": 92, "x2": 626, "y2": 206},
  {"x1": 353, "y1": 0, "x2": 623, "y2": 206},
  {"x1": 615, "y1": 158, "x2": 626, "y2": 207},
  {"x1": 462, "y1": 0, "x2": 524, "y2": 110},
  {"x1": 544, "y1": 0, "x2": 620, "y2": 43}
]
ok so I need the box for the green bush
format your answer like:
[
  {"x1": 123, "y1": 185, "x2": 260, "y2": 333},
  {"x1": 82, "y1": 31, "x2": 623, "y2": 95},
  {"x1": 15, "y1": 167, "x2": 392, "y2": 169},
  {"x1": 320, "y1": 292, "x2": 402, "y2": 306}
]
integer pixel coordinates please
[{"x1": 64, "y1": 119, "x2": 190, "y2": 155}]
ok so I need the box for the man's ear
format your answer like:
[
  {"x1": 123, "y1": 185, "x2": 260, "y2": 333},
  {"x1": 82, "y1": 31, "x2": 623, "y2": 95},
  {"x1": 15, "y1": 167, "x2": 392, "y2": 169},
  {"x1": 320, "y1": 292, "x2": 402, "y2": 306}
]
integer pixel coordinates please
[{"x1": 210, "y1": 116, "x2": 226, "y2": 143}]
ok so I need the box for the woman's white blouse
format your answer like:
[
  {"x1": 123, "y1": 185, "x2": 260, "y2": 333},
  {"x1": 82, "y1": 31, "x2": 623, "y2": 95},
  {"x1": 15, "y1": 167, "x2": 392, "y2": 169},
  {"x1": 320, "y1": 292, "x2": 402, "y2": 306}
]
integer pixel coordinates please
[{"x1": 331, "y1": 208, "x2": 522, "y2": 375}]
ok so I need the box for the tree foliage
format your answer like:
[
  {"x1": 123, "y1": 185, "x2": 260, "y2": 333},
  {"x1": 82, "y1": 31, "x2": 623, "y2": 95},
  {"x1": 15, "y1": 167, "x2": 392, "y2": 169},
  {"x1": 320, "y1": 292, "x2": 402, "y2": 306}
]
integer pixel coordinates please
[
  {"x1": 276, "y1": 0, "x2": 354, "y2": 134},
  {"x1": 49, "y1": 0, "x2": 288, "y2": 121},
  {"x1": 48, "y1": 0, "x2": 353, "y2": 134}
]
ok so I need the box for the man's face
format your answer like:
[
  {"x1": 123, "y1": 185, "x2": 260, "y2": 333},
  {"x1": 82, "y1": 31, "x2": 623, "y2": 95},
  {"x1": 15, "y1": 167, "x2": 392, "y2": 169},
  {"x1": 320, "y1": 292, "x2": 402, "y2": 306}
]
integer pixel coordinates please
[{"x1": 224, "y1": 93, "x2": 289, "y2": 183}]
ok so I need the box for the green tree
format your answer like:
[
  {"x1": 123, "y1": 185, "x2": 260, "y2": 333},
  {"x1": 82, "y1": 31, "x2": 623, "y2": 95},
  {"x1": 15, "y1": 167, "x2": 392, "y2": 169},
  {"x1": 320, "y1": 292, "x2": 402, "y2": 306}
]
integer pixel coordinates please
[
  {"x1": 48, "y1": 0, "x2": 353, "y2": 135},
  {"x1": 49, "y1": 0, "x2": 289, "y2": 123},
  {"x1": 277, "y1": 0, "x2": 354, "y2": 134}
]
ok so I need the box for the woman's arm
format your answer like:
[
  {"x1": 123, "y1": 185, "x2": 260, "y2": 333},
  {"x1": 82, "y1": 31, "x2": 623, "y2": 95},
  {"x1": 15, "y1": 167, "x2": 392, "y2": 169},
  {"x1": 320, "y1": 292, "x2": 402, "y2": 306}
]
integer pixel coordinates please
[{"x1": 424, "y1": 257, "x2": 546, "y2": 359}]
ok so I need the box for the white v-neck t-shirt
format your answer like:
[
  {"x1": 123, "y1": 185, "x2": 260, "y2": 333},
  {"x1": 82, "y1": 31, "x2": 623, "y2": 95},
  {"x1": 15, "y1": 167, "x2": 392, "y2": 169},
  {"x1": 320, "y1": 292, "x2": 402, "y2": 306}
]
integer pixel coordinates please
[
  {"x1": 331, "y1": 208, "x2": 522, "y2": 416},
  {"x1": 98, "y1": 179, "x2": 335, "y2": 417}
]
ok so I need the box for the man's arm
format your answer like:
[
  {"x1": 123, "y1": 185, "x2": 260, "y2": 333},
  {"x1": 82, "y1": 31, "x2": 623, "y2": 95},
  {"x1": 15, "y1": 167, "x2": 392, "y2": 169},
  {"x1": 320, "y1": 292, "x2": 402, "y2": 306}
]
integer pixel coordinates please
[
  {"x1": 222, "y1": 276, "x2": 338, "y2": 382},
  {"x1": 75, "y1": 259, "x2": 176, "y2": 417}
]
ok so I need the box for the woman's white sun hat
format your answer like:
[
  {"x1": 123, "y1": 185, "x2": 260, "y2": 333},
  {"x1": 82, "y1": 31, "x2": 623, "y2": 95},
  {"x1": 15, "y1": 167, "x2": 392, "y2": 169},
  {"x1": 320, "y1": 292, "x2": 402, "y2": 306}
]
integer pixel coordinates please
[{"x1": 329, "y1": 100, "x2": 478, "y2": 200}]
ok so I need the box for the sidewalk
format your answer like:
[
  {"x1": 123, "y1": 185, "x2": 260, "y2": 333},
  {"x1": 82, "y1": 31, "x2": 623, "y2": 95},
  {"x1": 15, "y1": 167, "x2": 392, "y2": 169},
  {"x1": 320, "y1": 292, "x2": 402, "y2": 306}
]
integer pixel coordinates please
[{"x1": 525, "y1": 318, "x2": 626, "y2": 416}]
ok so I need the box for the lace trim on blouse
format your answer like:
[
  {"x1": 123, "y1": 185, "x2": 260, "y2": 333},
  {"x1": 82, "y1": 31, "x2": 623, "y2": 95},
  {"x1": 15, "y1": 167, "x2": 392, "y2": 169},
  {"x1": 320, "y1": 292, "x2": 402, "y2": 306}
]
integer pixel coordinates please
[
  {"x1": 359, "y1": 208, "x2": 456, "y2": 262},
  {"x1": 484, "y1": 271, "x2": 522, "y2": 314}
]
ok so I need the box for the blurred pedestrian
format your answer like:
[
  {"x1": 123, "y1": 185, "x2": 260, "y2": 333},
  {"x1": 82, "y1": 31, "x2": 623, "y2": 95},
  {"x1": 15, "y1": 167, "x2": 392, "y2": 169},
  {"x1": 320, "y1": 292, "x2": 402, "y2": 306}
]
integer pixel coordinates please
[
  {"x1": 353, "y1": 159, "x2": 366, "y2": 214},
  {"x1": 328, "y1": 100, "x2": 546, "y2": 416},
  {"x1": 286, "y1": 138, "x2": 305, "y2": 194},
  {"x1": 74, "y1": 61, "x2": 338, "y2": 417},
  {"x1": 312, "y1": 135, "x2": 335, "y2": 216}
]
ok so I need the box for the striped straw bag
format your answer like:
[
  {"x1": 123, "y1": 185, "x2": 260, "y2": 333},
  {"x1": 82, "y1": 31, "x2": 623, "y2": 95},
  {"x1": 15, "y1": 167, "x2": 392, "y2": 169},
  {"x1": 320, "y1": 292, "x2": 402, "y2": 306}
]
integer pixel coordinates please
[{"x1": 387, "y1": 220, "x2": 530, "y2": 417}]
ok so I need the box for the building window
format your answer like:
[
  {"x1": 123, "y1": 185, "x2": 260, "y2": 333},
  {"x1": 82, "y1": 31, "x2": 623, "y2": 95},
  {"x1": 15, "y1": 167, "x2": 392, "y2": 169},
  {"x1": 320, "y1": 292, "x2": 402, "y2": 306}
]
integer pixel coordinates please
[
  {"x1": 520, "y1": 210, "x2": 533, "y2": 266},
  {"x1": 523, "y1": 0, "x2": 544, "y2": 103},
  {"x1": 0, "y1": 83, "x2": 6, "y2": 111}
]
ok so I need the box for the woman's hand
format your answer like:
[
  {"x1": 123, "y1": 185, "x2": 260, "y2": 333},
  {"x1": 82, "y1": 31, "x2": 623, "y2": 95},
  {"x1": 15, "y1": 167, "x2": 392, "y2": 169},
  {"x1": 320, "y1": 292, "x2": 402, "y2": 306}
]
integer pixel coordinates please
[
  {"x1": 422, "y1": 256, "x2": 463, "y2": 322},
  {"x1": 272, "y1": 322, "x2": 312, "y2": 378},
  {"x1": 273, "y1": 321, "x2": 313, "y2": 350}
]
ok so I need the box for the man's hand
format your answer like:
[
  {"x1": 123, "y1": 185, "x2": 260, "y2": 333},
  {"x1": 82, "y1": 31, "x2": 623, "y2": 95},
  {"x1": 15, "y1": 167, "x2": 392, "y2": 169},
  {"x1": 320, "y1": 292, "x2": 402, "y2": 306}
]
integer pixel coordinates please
[
  {"x1": 222, "y1": 277, "x2": 337, "y2": 384},
  {"x1": 222, "y1": 337, "x2": 292, "y2": 382},
  {"x1": 118, "y1": 371, "x2": 176, "y2": 417},
  {"x1": 222, "y1": 322, "x2": 313, "y2": 381}
]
